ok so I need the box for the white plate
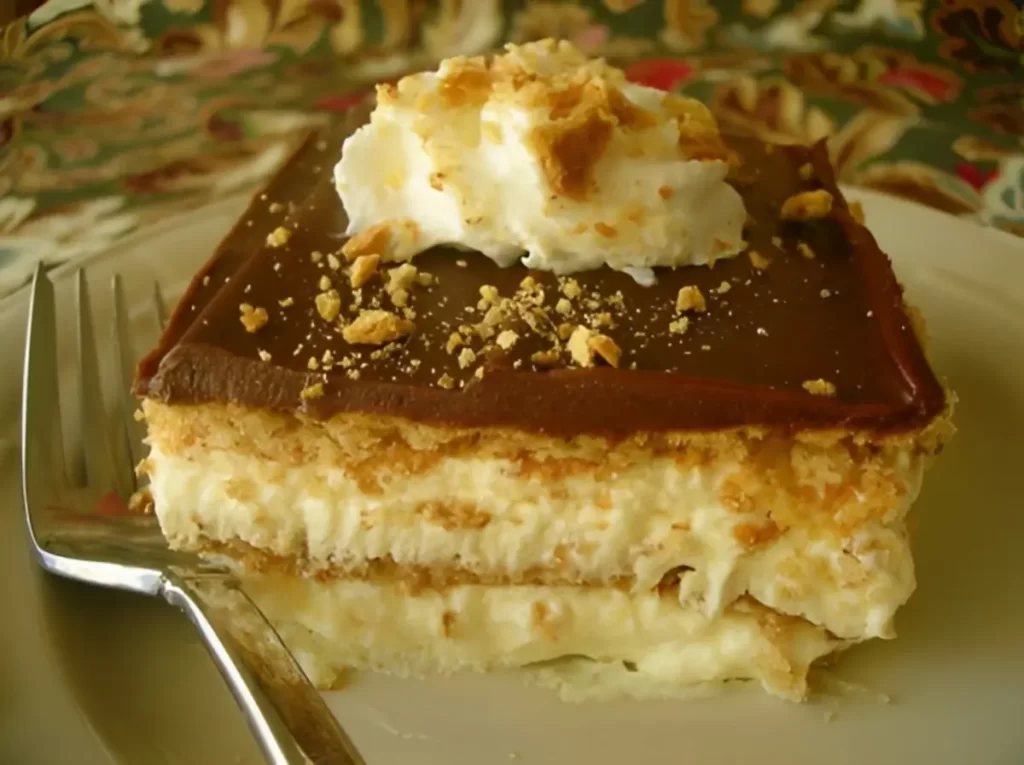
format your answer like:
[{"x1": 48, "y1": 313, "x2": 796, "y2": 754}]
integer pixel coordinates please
[{"x1": 2, "y1": 190, "x2": 1023, "y2": 765}]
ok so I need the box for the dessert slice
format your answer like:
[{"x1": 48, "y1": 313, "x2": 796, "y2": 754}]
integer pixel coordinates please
[{"x1": 135, "y1": 42, "x2": 952, "y2": 701}]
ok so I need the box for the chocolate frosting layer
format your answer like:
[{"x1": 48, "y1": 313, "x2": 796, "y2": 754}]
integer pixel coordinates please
[{"x1": 136, "y1": 115, "x2": 946, "y2": 438}]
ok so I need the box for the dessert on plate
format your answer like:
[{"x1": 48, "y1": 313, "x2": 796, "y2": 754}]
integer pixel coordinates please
[{"x1": 135, "y1": 40, "x2": 953, "y2": 701}]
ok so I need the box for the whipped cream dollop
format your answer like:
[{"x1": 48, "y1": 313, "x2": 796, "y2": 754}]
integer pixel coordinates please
[{"x1": 334, "y1": 40, "x2": 747, "y2": 274}]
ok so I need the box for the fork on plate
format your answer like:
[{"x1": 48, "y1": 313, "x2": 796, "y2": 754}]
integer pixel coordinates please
[{"x1": 20, "y1": 264, "x2": 365, "y2": 765}]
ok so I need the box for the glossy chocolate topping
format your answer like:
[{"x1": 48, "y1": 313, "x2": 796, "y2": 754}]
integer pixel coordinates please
[{"x1": 136, "y1": 115, "x2": 946, "y2": 438}]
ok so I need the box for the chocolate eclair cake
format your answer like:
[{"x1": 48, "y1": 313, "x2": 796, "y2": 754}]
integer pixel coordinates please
[{"x1": 135, "y1": 41, "x2": 952, "y2": 701}]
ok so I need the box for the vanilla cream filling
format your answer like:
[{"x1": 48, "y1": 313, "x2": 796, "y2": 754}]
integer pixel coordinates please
[
  {"x1": 148, "y1": 444, "x2": 921, "y2": 640},
  {"x1": 240, "y1": 575, "x2": 845, "y2": 701}
]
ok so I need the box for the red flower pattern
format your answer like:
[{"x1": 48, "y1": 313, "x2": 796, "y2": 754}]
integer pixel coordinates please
[
  {"x1": 955, "y1": 162, "x2": 998, "y2": 191},
  {"x1": 624, "y1": 58, "x2": 694, "y2": 92},
  {"x1": 877, "y1": 67, "x2": 959, "y2": 103}
]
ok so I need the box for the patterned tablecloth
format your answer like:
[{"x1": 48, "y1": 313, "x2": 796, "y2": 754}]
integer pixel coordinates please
[{"x1": 1, "y1": 0, "x2": 1021, "y2": 296}]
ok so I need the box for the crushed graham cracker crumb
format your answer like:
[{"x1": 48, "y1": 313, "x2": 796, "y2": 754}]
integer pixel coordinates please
[
  {"x1": 496, "y1": 329, "x2": 519, "y2": 350},
  {"x1": 555, "y1": 298, "x2": 572, "y2": 315},
  {"x1": 438, "y1": 373, "x2": 455, "y2": 389},
  {"x1": 457, "y1": 347, "x2": 477, "y2": 369},
  {"x1": 307, "y1": 357, "x2": 319, "y2": 370},
  {"x1": 342, "y1": 310, "x2": 415, "y2": 345},
  {"x1": 310, "y1": 250, "x2": 323, "y2": 263},
  {"x1": 327, "y1": 253, "x2": 341, "y2": 270},
  {"x1": 588, "y1": 333, "x2": 621, "y2": 367},
  {"x1": 798, "y1": 162, "x2": 814, "y2": 180},
  {"x1": 350, "y1": 254, "x2": 380, "y2": 288},
  {"x1": 478, "y1": 284, "x2": 500, "y2": 308},
  {"x1": 202, "y1": 275, "x2": 210, "y2": 286},
  {"x1": 445, "y1": 332, "x2": 463, "y2": 354},
  {"x1": 802, "y1": 379, "x2": 836, "y2": 397},
  {"x1": 675, "y1": 285, "x2": 706, "y2": 313},
  {"x1": 748, "y1": 250, "x2": 771, "y2": 270},
  {"x1": 780, "y1": 189, "x2": 833, "y2": 221},
  {"x1": 266, "y1": 226, "x2": 291, "y2": 247},
  {"x1": 315, "y1": 290, "x2": 342, "y2": 322},
  {"x1": 300, "y1": 382, "x2": 324, "y2": 400},
  {"x1": 257, "y1": 349, "x2": 271, "y2": 362},
  {"x1": 561, "y1": 279, "x2": 582, "y2": 299},
  {"x1": 669, "y1": 317, "x2": 689, "y2": 334},
  {"x1": 716, "y1": 280, "x2": 732, "y2": 294},
  {"x1": 387, "y1": 263, "x2": 419, "y2": 293},
  {"x1": 268, "y1": 201, "x2": 284, "y2": 213},
  {"x1": 239, "y1": 303, "x2": 268, "y2": 333},
  {"x1": 417, "y1": 272, "x2": 434, "y2": 286},
  {"x1": 531, "y1": 350, "x2": 560, "y2": 367},
  {"x1": 341, "y1": 223, "x2": 391, "y2": 261},
  {"x1": 797, "y1": 242, "x2": 816, "y2": 260},
  {"x1": 568, "y1": 326, "x2": 595, "y2": 366}
]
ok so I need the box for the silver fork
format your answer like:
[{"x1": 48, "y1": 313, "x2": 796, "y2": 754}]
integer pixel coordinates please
[{"x1": 21, "y1": 264, "x2": 366, "y2": 765}]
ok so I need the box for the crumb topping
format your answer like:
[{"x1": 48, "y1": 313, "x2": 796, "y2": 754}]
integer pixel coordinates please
[
  {"x1": 748, "y1": 250, "x2": 771, "y2": 270},
  {"x1": 780, "y1": 190, "x2": 834, "y2": 221},
  {"x1": 797, "y1": 242, "x2": 816, "y2": 260},
  {"x1": 496, "y1": 329, "x2": 519, "y2": 350},
  {"x1": 315, "y1": 290, "x2": 342, "y2": 322},
  {"x1": 341, "y1": 222, "x2": 391, "y2": 261},
  {"x1": 350, "y1": 254, "x2": 380, "y2": 288},
  {"x1": 342, "y1": 309, "x2": 415, "y2": 345},
  {"x1": 669, "y1": 317, "x2": 689, "y2": 334},
  {"x1": 300, "y1": 382, "x2": 324, "y2": 399},
  {"x1": 588, "y1": 333, "x2": 621, "y2": 367},
  {"x1": 676, "y1": 285, "x2": 707, "y2": 313},
  {"x1": 266, "y1": 226, "x2": 291, "y2": 247},
  {"x1": 567, "y1": 325, "x2": 596, "y2": 366},
  {"x1": 802, "y1": 379, "x2": 837, "y2": 397},
  {"x1": 239, "y1": 303, "x2": 268, "y2": 333}
]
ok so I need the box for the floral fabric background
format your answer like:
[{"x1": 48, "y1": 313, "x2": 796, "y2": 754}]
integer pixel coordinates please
[{"x1": 1, "y1": 0, "x2": 1021, "y2": 295}]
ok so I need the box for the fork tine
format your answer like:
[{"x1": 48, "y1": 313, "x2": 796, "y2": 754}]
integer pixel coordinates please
[
  {"x1": 76, "y1": 270, "x2": 135, "y2": 498},
  {"x1": 153, "y1": 281, "x2": 168, "y2": 331},
  {"x1": 21, "y1": 264, "x2": 67, "y2": 510},
  {"x1": 113, "y1": 275, "x2": 146, "y2": 471}
]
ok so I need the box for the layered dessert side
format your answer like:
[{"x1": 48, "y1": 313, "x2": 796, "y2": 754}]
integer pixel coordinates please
[{"x1": 135, "y1": 41, "x2": 954, "y2": 701}]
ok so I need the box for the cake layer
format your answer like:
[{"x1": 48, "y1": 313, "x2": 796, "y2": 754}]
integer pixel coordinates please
[
  {"x1": 143, "y1": 399, "x2": 950, "y2": 640},
  {"x1": 135, "y1": 117, "x2": 947, "y2": 437},
  {"x1": 238, "y1": 573, "x2": 845, "y2": 702}
]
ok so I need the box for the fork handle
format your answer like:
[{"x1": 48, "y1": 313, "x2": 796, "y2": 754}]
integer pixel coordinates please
[{"x1": 161, "y1": 570, "x2": 366, "y2": 765}]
